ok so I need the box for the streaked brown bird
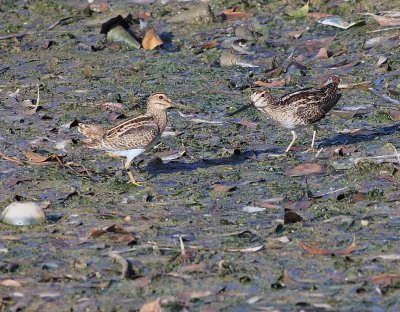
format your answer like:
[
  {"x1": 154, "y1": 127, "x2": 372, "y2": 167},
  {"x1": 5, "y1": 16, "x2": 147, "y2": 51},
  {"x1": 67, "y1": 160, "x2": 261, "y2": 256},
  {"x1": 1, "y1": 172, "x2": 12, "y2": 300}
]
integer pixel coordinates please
[
  {"x1": 78, "y1": 93, "x2": 182, "y2": 186},
  {"x1": 229, "y1": 75, "x2": 341, "y2": 154}
]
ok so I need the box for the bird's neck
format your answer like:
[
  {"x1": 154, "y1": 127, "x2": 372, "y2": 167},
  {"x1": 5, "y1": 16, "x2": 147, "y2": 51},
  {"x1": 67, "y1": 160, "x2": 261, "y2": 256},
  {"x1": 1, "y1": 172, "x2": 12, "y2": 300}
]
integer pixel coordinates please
[{"x1": 147, "y1": 107, "x2": 167, "y2": 132}]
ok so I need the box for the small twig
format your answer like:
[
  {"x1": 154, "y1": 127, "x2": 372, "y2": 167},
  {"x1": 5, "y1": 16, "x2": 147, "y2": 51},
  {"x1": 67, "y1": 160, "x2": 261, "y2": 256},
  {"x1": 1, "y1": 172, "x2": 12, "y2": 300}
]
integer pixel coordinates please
[
  {"x1": 0, "y1": 152, "x2": 25, "y2": 166},
  {"x1": 367, "y1": 26, "x2": 400, "y2": 33},
  {"x1": 47, "y1": 16, "x2": 75, "y2": 30},
  {"x1": 29, "y1": 84, "x2": 41, "y2": 113},
  {"x1": 0, "y1": 31, "x2": 35, "y2": 40}
]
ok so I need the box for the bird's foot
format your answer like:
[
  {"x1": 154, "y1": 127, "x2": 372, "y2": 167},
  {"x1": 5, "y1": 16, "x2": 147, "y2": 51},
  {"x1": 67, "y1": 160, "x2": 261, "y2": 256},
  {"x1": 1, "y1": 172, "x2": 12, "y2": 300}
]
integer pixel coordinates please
[{"x1": 127, "y1": 171, "x2": 144, "y2": 187}]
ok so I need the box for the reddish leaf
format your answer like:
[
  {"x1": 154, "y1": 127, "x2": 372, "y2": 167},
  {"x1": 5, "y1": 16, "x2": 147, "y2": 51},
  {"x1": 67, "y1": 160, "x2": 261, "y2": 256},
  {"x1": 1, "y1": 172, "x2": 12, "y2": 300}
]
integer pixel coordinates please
[
  {"x1": 314, "y1": 47, "x2": 329, "y2": 60},
  {"x1": 221, "y1": 9, "x2": 253, "y2": 21},
  {"x1": 254, "y1": 200, "x2": 280, "y2": 209},
  {"x1": 286, "y1": 29, "x2": 305, "y2": 39},
  {"x1": 90, "y1": 224, "x2": 130, "y2": 238},
  {"x1": 140, "y1": 299, "x2": 161, "y2": 312},
  {"x1": 284, "y1": 211, "x2": 303, "y2": 224},
  {"x1": 89, "y1": 3, "x2": 110, "y2": 13},
  {"x1": 202, "y1": 42, "x2": 217, "y2": 49},
  {"x1": 307, "y1": 12, "x2": 333, "y2": 19},
  {"x1": 213, "y1": 184, "x2": 237, "y2": 193},
  {"x1": 367, "y1": 14, "x2": 400, "y2": 26},
  {"x1": 286, "y1": 163, "x2": 322, "y2": 177},
  {"x1": 299, "y1": 237, "x2": 356, "y2": 256},
  {"x1": 234, "y1": 119, "x2": 258, "y2": 129},
  {"x1": 368, "y1": 273, "x2": 400, "y2": 286},
  {"x1": 254, "y1": 80, "x2": 286, "y2": 87},
  {"x1": 305, "y1": 35, "x2": 336, "y2": 52},
  {"x1": 142, "y1": 27, "x2": 163, "y2": 50},
  {"x1": 388, "y1": 110, "x2": 400, "y2": 121},
  {"x1": 0, "y1": 279, "x2": 22, "y2": 287},
  {"x1": 282, "y1": 270, "x2": 301, "y2": 288},
  {"x1": 23, "y1": 150, "x2": 49, "y2": 163},
  {"x1": 97, "y1": 102, "x2": 124, "y2": 111}
]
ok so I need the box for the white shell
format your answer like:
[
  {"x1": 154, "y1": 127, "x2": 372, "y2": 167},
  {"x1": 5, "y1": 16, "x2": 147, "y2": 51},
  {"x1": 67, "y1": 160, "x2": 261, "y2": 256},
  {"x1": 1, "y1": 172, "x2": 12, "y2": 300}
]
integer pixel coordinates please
[{"x1": 1, "y1": 202, "x2": 46, "y2": 226}]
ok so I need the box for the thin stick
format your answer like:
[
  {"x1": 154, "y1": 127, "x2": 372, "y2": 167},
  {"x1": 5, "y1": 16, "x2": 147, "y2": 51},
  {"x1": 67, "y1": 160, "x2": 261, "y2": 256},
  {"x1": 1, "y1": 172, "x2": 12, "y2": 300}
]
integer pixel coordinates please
[{"x1": 369, "y1": 88, "x2": 400, "y2": 105}]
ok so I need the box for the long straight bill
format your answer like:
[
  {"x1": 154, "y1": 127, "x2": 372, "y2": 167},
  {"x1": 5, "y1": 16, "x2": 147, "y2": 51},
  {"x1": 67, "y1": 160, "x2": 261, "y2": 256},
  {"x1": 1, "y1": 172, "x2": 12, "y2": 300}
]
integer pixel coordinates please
[{"x1": 227, "y1": 103, "x2": 252, "y2": 117}]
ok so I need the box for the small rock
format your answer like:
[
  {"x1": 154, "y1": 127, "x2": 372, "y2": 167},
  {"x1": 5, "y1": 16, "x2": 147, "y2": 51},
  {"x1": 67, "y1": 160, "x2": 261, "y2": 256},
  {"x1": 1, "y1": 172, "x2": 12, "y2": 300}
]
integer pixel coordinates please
[
  {"x1": 1, "y1": 202, "x2": 46, "y2": 226},
  {"x1": 242, "y1": 206, "x2": 266, "y2": 213}
]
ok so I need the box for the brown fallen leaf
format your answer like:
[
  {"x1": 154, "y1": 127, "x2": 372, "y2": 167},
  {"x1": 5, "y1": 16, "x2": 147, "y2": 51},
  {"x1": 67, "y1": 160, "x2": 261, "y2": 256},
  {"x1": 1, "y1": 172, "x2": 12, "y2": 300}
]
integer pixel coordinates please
[
  {"x1": 307, "y1": 12, "x2": 333, "y2": 19},
  {"x1": 110, "y1": 253, "x2": 134, "y2": 279},
  {"x1": 299, "y1": 237, "x2": 356, "y2": 256},
  {"x1": 0, "y1": 279, "x2": 22, "y2": 287},
  {"x1": 140, "y1": 298, "x2": 161, "y2": 312},
  {"x1": 254, "y1": 200, "x2": 280, "y2": 209},
  {"x1": 368, "y1": 273, "x2": 400, "y2": 286},
  {"x1": 23, "y1": 150, "x2": 58, "y2": 163},
  {"x1": 97, "y1": 102, "x2": 125, "y2": 111},
  {"x1": 387, "y1": 110, "x2": 400, "y2": 121},
  {"x1": 90, "y1": 224, "x2": 130, "y2": 238},
  {"x1": 286, "y1": 29, "x2": 306, "y2": 39},
  {"x1": 254, "y1": 80, "x2": 286, "y2": 87},
  {"x1": 305, "y1": 35, "x2": 336, "y2": 52},
  {"x1": 284, "y1": 211, "x2": 303, "y2": 224},
  {"x1": 202, "y1": 42, "x2": 217, "y2": 49},
  {"x1": 142, "y1": 27, "x2": 163, "y2": 50},
  {"x1": 366, "y1": 13, "x2": 400, "y2": 26},
  {"x1": 221, "y1": 8, "x2": 253, "y2": 21},
  {"x1": 286, "y1": 163, "x2": 322, "y2": 177},
  {"x1": 90, "y1": 3, "x2": 110, "y2": 13},
  {"x1": 314, "y1": 47, "x2": 329, "y2": 59},
  {"x1": 213, "y1": 184, "x2": 237, "y2": 193},
  {"x1": 282, "y1": 270, "x2": 301, "y2": 288},
  {"x1": 234, "y1": 119, "x2": 258, "y2": 129}
]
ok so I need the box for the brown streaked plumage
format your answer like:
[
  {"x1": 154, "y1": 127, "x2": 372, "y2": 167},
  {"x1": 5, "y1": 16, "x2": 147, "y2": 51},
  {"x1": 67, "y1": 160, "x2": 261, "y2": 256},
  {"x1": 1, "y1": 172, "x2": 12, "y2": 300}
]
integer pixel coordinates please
[
  {"x1": 78, "y1": 93, "x2": 176, "y2": 186},
  {"x1": 230, "y1": 75, "x2": 341, "y2": 154}
]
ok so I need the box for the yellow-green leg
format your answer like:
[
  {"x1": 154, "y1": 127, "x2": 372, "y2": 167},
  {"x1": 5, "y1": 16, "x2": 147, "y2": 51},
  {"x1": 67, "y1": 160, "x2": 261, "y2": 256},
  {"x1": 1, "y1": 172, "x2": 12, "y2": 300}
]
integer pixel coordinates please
[
  {"x1": 284, "y1": 130, "x2": 298, "y2": 154},
  {"x1": 302, "y1": 125, "x2": 317, "y2": 154},
  {"x1": 124, "y1": 159, "x2": 143, "y2": 187}
]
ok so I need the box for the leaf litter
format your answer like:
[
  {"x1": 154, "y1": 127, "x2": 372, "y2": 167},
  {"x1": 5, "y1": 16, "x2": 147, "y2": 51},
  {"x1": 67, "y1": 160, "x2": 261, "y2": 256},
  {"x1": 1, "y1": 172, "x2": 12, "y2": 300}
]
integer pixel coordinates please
[{"x1": 1, "y1": 0, "x2": 400, "y2": 310}]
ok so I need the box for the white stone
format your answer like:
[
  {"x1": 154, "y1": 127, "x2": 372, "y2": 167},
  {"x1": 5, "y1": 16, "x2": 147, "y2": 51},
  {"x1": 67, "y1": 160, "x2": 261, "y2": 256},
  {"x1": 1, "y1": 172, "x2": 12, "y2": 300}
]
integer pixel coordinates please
[{"x1": 1, "y1": 202, "x2": 46, "y2": 225}]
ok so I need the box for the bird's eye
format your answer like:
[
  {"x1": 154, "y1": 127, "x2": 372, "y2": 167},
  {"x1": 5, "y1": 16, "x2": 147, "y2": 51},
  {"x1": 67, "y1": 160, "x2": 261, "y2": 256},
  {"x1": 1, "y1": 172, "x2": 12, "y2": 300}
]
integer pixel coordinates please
[
  {"x1": 158, "y1": 95, "x2": 163, "y2": 100},
  {"x1": 260, "y1": 93, "x2": 265, "y2": 97}
]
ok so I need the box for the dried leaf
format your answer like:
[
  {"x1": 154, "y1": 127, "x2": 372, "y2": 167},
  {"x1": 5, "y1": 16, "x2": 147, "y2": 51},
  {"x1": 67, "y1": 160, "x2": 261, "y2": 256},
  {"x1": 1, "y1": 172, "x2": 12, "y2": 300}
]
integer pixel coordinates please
[
  {"x1": 110, "y1": 253, "x2": 133, "y2": 279},
  {"x1": 286, "y1": 29, "x2": 305, "y2": 39},
  {"x1": 97, "y1": 102, "x2": 124, "y2": 111},
  {"x1": 307, "y1": 12, "x2": 333, "y2": 19},
  {"x1": 202, "y1": 42, "x2": 216, "y2": 49},
  {"x1": 388, "y1": 110, "x2": 400, "y2": 121},
  {"x1": 234, "y1": 119, "x2": 258, "y2": 129},
  {"x1": 142, "y1": 27, "x2": 163, "y2": 50},
  {"x1": 0, "y1": 279, "x2": 22, "y2": 287},
  {"x1": 284, "y1": 211, "x2": 303, "y2": 224},
  {"x1": 221, "y1": 9, "x2": 253, "y2": 21},
  {"x1": 90, "y1": 3, "x2": 110, "y2": 13},
  {"x1": 227, "y1": 245, "x2": 264, "y2": 253},
  {"x1": 366, "y1": 13, "x2": 400, "y2": 26},
  {"x1": 286, "y1": 163, "x2": 322, "y2": 177},
  {"x1": 153, "y1": 150, "x2": 186, "y2": 162},
  {"x1": 23, "y1": 150, "x2": 52, "y2": 163},
  {"x1": 314, "y1": 47, "x2": 329, "y2": 59},
  {"x1": 338, "y1": 81, "x2": 371, "y2": 89},
  {"x1": 213, "y1": 184, "x2": 237, "y2": 193},
  {"x1": 90, "y1": 224, "x2": 130, "y2": 238},
  {"x1": 254, "y1": 80, "x2": 285, "y2": 87},
  {"x1": 287, "y1": 2, "x2": 309, "y2": 18},
  {"x1": 368, "y1": 273, "x2": 400, "y2": 286},
  {"x1": 317, "y1": 16, "x2": 364, "y2": 29},
  {"x1": 305, "y1": 35, "x2": 336, "y2": 52},
  {"x1": 140, "y1": 299, "x2": 161, "y2": 312},
  {"x1": 282, "y1": 270, "x2": 301, "y2": 288},
  {"x1": 299, "y1": 237, "x2": 356, "y2": 256}
]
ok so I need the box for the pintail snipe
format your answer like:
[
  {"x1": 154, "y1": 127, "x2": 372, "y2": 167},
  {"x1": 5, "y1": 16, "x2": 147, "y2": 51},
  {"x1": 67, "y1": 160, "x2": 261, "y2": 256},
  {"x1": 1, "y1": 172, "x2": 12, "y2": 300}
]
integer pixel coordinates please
[
  {"x1": 78, "y1": 93, "x2": 183, "y2": 186},
  {"x1": 230, "y1": 75, "x2": 341, "y2": 155}
]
